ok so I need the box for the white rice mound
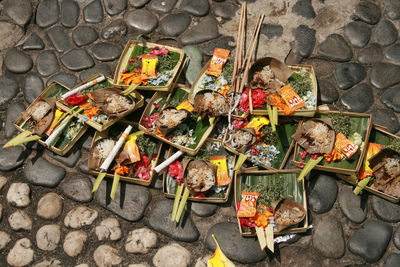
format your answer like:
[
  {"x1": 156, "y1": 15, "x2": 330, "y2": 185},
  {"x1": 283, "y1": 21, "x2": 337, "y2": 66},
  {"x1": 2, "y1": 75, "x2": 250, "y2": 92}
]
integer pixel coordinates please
[
  {"x1": 106, "y1": 95, "x2": 133, "y2": 113},
  {"x1": 95, "y1": 138, "x2": 116, "y2": 159},
  {"x1": 29, "y1": 101, "x2": 51, "y2": 121},
  {"x1": 196, "y1": 92, "x2": 228, "y2": 116},
  {"x1": 231, "y1": 129, "x2": 254, "y2": 149},
  {"x1": 157, "y1": 109, "x2": 187, "y2": 129},
  {"x1": 186, "y1": 162, "x2": 215, "y2": 193},
  {"x1": 307, "y1": 121, "x2": 330, "y2": 148}
]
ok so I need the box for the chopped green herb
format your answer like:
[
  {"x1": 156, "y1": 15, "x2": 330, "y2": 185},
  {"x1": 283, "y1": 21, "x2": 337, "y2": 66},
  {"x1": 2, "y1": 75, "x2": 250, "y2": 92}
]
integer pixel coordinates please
[
  {"x1": 137, "y1": 135, "x2": 157, "y2": 157},
  {"x1": 81, "y1": 80, "x2": 113, "y2": 94},
  {"x1": 387, "y1": 138, "x2": 400, "y2": 154},
  {"x1": 245, "y1": 175, "x2": 285, "y2": 207},
  {"x1": 260, "y1": 124, "x2": 277, "y2": 145},
  {"x1": 287, "y1": 72, "x2": 312, "y2": 98},
  {"x1": 328, "y1": 113, "x2": 352, "y2": 137},
  {"x1": 221, "y1": 57, "x2": 234, "y2": 84}
]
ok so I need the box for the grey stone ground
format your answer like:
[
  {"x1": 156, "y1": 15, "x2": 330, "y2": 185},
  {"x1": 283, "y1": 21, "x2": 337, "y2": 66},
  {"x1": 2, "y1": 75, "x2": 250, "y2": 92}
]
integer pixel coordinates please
[{"x1": 1, "y1": 0, "x2": 400, "y2": 266}]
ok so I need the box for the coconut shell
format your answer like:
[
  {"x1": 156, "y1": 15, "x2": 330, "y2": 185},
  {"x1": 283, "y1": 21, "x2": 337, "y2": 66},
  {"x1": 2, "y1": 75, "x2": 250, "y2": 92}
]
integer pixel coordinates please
[
  {"x1": 193, "y1": 90, "x2": 229, "y2": 117},
  {"x1": 271, "y1": 198, "x2": 306, "y2": 232},
  {"x1": 88, "y1": 138, "x2": 117, "y2": 171},
  {"x1": 248, "y1": 57, "x2": 293, "y2": 90},
  {"x1": 369, "y1": 148, "x2": 400, "y2": 186},
  {"x1": 156, "y1": 107, "x2": 190, "y2": 137},
  {"x1": 21, "y1": 97, "x2": 56, "y2": 136},
  {"x1": 182, "y1": 159, "x2": 217, "y2": 195},
  {"x1": 230, "y1": 127, "x2": 257, "y2": 153},
  {"x1": 292, "y1": 118, "x2": 335, "y2": 155},
  {"x1": 90, "y1": 87, "x2": 135, "y2": 117}
]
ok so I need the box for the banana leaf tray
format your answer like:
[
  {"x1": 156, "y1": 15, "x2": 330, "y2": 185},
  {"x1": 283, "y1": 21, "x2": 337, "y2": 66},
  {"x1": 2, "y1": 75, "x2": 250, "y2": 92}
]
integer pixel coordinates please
[
  {"x1": 14, "y1": 81, "x2": 89, "y2": 156},
  {"x1": 337, "y1": 125, "x2": 400, "y2": 203},
  {"x1": 113, "y1": 40, "x2": 185, "y2": 92},
  {"x1": 57, "y1": 74, "x2": 144, "y2": 132},
  {"x1": 223, "y1": 117, "x2": 298, "y2": 170},
  {"x1": 235, "y1": 169, "x2": 308, "y2": 237},
  {"x1": 293, "y1": 111, "x2": 372, "y2": 175},
  {"x1": 249, "y1": 59, "x2": 318, "y2": 117},
  {"x1": 89, "y1": 120, "x2": 162, "y2": 187},
  {"x1": 163, "y1": 138, "x2": 236, "y2": 203},
  {"x1": 138, "y1": 85, "x2": 217, "y2": 156}
]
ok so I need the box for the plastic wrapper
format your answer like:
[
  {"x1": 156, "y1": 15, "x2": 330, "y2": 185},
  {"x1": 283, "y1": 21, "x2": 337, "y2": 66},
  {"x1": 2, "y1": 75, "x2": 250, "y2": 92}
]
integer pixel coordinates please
[{"x1": 237, "y1": 190, "x2": 260, "y2": 218}]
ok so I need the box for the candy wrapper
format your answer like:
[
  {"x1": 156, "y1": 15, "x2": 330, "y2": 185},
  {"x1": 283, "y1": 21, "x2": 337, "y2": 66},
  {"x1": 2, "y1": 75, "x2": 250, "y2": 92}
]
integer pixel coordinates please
[
  {"x1": 210, "y1": 155, "x2": 230, "y2": 186},
  {"x1": 237, "y1": 190, "x2": 260, "y2": 218},
  {"x1": 206, "y1": 48, "x2": 230, "y2": 77}
]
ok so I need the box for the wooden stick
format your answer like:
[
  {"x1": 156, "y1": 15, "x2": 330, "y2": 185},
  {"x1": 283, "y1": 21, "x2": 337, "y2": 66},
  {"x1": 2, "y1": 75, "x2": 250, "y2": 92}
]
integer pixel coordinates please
[
  {"x1": 239, "y1": 14, "x2": 265, "y2": 93},
  {"x1": 232, "y1": 3, "x2": 246, "y2": 94}
]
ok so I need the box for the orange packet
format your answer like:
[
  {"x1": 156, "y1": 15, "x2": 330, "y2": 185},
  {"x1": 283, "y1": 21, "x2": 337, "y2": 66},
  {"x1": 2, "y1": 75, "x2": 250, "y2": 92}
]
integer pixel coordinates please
[
  {"x1": 206, "y1": 48, "x2": 230, "y2": 77},
  {"x1": 124, "y1": 134, "x2": 141, "y2": 163},
  {"x1": 277, "y1": 84, "x2": 306, "y2": 111},
  {"x1": 176, "y1": 100, "x2": 194, "y2": 112},
  {"x1": 237, "y1": 190, "x2": 260, "y2": 218},
  {"x1": 210, "y1": 155, "x2": 230, "y2": 186},
  {"x1": 141, "y1": 55, "x2": 158, "y2": 80},
  {"x1": 358, "y1": 142, "x2": 382, "y2": 179},
  {"x1": 335, "y1": 132, "x2": 360, "y2": 159}
]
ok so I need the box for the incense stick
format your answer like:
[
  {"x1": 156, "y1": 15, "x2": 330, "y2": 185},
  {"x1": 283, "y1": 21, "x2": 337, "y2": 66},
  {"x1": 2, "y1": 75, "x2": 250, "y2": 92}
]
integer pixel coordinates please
[
  {"x1": 61, "y1": 76, "x2": 106, "y2": 100},
  {"x1": 239, "y1": 14, "x2": 265, "y2": 93}
]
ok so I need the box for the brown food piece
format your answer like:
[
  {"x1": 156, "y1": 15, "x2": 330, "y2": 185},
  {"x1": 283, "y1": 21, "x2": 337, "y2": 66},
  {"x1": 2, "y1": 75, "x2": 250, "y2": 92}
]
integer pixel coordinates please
[
  {"x1": 194, "y1": 90, "x2": 229, "y2": 117},
  {"x1": 230, "y1": 128, "x2": 257, "y2": 153},
  {"x1": 271, "y1": 199, "x2": 306, "y2": 232},
  {"x1": 156, "y1": 107, "x2": 189, "y2": 136},
  {"x1": 292, "y1": 118, "x2": 335, "y2": 155},
  {"x1": 88, "y1": 138, "x2": 116, "y2": 171},
  {"x1": 183, "y1": 159, "x2": 217, "y2": 195},
  {"x1": 248, "y1": 57, "x2": 293, "y2": 89},
  {"x1": 90, "y1": 88, "x2": 135, "y2": 117},
  {"x1": 21, "y1": 97, "x2": 56, "y2": 135}
]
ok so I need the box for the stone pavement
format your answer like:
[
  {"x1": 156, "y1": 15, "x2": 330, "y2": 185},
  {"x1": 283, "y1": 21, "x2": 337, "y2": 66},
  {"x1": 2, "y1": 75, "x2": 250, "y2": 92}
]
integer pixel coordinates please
[{"x1": 0, "y1": 0, "x2": 400, "y2": 266}]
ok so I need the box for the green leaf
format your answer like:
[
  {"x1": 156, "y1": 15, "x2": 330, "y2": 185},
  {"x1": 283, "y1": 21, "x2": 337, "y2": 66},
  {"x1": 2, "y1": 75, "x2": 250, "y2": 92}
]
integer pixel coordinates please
[
  {"x1": 110, "y1": 172, "x2": 120, "y2": 200},
  {"x1": 171, "y1": 184, "x2": 184, "y2": 221},
  {"x1": 175, "y1": 187, "x2": 190, "y2": 223},
  {"x1": 297, "y1": 156, "x2": 323, "y2": 182},
  {"x1": 354, "y1": 176, "x2": 372, "y2": 195},
  {"x1": 92, "y1": 172, "x2": 106, "y2": 192}
]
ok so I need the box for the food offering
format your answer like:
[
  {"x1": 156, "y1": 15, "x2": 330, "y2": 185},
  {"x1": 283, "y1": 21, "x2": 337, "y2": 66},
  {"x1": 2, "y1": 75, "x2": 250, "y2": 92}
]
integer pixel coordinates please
[
  {"x1": 89, "y1": 121, "x2": 163, "y2": 190},
  {"x1": 139, "y1": 85, "x2": 221, "y2": 156},
  {"x1": 163, "y1": 139, "x2": 236, "y2": 222},
  {"x1": 338, "y1": 125, "x2": 400, "y2": 202},
  {"x1": 293, "y1": 111, "x2": 372, "y2": 179},
  {"x1": 235, "y1": 169, "x2": 308, "y2": 251},
  {"x1": 9, "y1": 82, "x2": 89, "y2": 156},
  {"x1": 114, "y1": 41, "x2": 185, "y2": 91},
  {"x1": 247, "y1": 58, "x2": 317, "y2": 118},
  {"x1": 57, "y1": 74, "x2": 144, "y2": 132},
  {"x1": 223, "y1": 116, "x2": 298, "y2": 170}
]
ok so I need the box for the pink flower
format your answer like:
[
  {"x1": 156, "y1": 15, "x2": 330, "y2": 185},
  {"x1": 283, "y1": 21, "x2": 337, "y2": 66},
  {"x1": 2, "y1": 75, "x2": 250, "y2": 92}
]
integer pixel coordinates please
[
  {"x1": 238, "y1": 89, "x2": 250, "y2": 112},
  {"x1": 310, "y1": 153, "x2": 321, "y2": 160},
  {"x1": 232, "y1": 120, "x2": 248, "y2": 129},
  {"x1": 251, "y1": 89, "x2": 267, "y2": 108},
  {"x1": 149, "y1": 47, "x2": 169, "y2": 56},
  {"x1": 168, "y1": 160, "x2": 184, "y2": 185},
  {"x1": 142, "y1": 112, "x2": 159, "y2": 128},
  {"x1": 300, "y1": 151, "x2": 308, "y2": 159},
  {"x1": 299, "y1": 160, "x2": 305, "y2": 169},
  {"x1": 134, "y1": 155, "x2": 151, "y2": 180}
]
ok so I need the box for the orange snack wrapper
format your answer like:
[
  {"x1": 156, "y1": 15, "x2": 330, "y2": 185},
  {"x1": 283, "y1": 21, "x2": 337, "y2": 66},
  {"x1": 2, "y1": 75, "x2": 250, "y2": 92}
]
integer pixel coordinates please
[
  {"x1": 237, "y1": 190, "x2": 260, "y2": 218},
  {"x1": 210, "y1": 155, "x2": 230, "y2": 186},
  {"x1": 358, "y1": 142, "x2": 382, "y2": 179},
  {"x1": 125, "y1": 134, "x2": 141, "y2": 163},
  {"x1": 323, "y1": 147, "x2": 342, "y2": 163},
  {"x1": 335, "y1": 132, "x2": 360, "y2": 159},
  {"x1": 277, "y1": 84, "x2": 306, "y2": 111},
  {"x1": 206, "y1": 48, "x2": 230, "y2": 77},
  {"x1": 176, "y1": 100, "x2": 194, "y2": 112},
  {"x1": 269, "y1": 93, "x2": 294, "y2": 115},
  {"x1": 141, "y1": 55, "x2": 158, "y2": 80}
]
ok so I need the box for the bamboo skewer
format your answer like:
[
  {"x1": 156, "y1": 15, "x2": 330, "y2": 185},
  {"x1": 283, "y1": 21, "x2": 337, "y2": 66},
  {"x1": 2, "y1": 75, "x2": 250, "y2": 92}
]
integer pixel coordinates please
[
  {"x1": 238, "y1": 14, "x2": 265, "y2": 94},
  {"x1": 232, "y1": 3, "x2": 246, "y2": 94}
]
